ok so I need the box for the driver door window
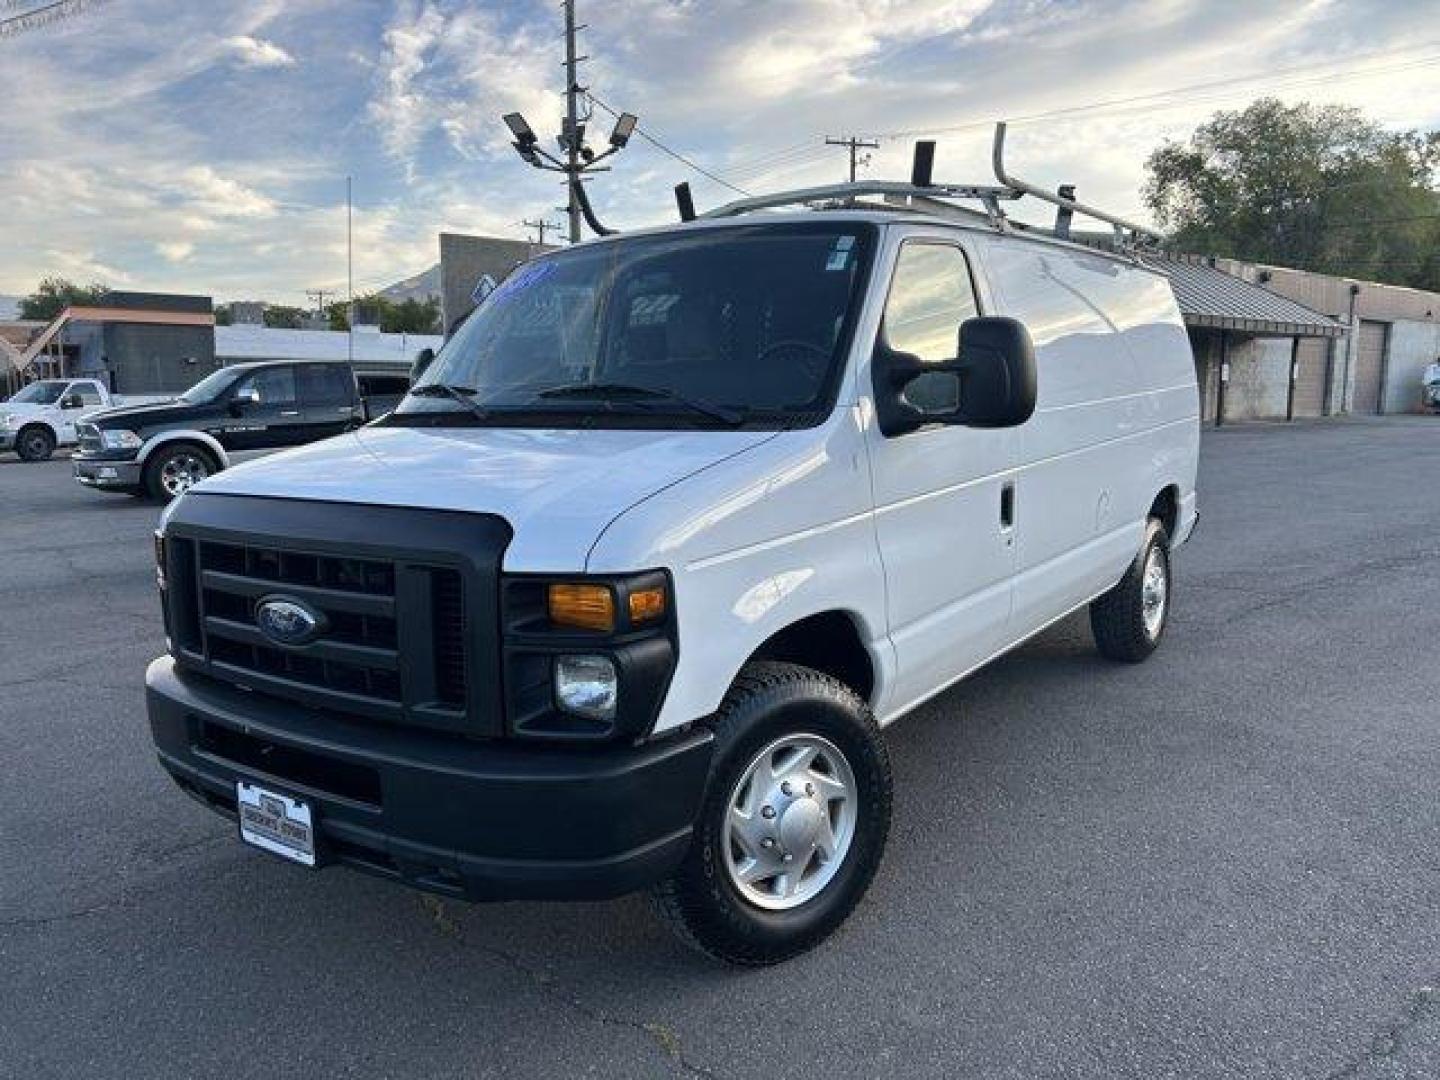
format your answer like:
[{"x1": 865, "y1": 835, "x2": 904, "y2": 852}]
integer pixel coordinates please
[
  {"x1": 879, "y1": 243, "x2": 980, "y2": 413},
  {"x1": 226, "y1": 366, "x2": 300, "y2": 449}
]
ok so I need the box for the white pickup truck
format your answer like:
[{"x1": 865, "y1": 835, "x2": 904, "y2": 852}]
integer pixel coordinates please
[{"x1": 0, "y1": 378, "x2": 158, "y2": 462}]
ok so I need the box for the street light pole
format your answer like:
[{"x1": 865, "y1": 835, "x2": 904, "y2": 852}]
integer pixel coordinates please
[
  {"x1": 562, "y1": 0, "x2": 582, "y2": 244},
  {"x1": 500, "y1": 1, "x2": 636, "y2": 243}
]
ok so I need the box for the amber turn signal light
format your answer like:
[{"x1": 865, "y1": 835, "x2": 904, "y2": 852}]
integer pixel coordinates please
[
  {"x1": 547, "y1": 583, "x2": 615, "y2": 631},
  {"x1": 627, "y1": 586, "x2": 667, "y2": 624}
]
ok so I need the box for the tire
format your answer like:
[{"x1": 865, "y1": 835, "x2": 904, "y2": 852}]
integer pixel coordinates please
[
  {"x1": 144, "y1": 443, "x2": 217, "y2": 503},
  {"x1": 15, "y1": 425, "x2": 56, "y2": 462},
  {"x1": 652, "y1": 661, "x2": 892, "y2": 966},
  {"x1": 1090, "y1": 517, "x2": 1172, "y2": 663}
]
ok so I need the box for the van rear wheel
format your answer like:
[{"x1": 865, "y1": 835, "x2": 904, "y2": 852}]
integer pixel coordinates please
[
  {"x1": 651, "y1": 661, "x2": 891, "y2": 966},
  {"x1": 1090, "y1": 517, "x2": 1171, "y2": 662}
]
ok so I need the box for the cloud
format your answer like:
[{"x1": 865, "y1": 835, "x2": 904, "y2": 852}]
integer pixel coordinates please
[
  {"x1": 4, "y1": 0, "x2": 1440, "y2": 301},
  {"x1": 226, "y1": 35, "x2": 296, "y2": 69},
  {"x1": 157, "y1": 241, "x2": 195, "y2": 263}
]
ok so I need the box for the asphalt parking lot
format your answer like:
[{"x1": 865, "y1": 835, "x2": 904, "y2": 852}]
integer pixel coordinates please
[{"x1": 4, "y1": 417, "x2": 1440, "y2": 1079}]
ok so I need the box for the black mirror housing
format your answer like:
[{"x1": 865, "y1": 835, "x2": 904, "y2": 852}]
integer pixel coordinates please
[
  {"x1": 411, "y1": 347, "x2": 436, "y2": 383},
  {"x1": 952, "y1": 316, "x2": 1037, "y2": 428},
  {"x1": 873, "y1": 316, "x2": 1037, "y2": 436},
  {"x1": 59, "y1": 394, "x2": 83, "y2": 409}
]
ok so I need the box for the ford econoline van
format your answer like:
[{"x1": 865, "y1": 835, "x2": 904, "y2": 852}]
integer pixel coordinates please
[{"x1": 145, "y1": 150, "x2": 1198, "y2": 965}]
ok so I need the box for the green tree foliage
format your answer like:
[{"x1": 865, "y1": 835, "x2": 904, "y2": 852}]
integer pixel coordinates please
[
  {"x1": 329, "y1": 295, "x2": 440, "y2": 334},
  {"x1": 1145, "y1": 99, "x2": 1440, "y2": 289},
  {"x1": 214, "y1": 304, "x2": 233, "y2": 326},
  {"x1": 263, "y1": 305, "x2": 306, "y2": 329},
  {"x1": 19, "y1": 277, "x2": 110, "y2": 321}
]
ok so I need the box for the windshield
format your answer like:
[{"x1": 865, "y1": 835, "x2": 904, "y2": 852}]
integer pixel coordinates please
[
  {"x1": 395, "y1": 222, "x2": 875, "y2": 428},
  {"x1": 179, "y1": 367, "x2": 242, "y2": 403},
  {"x1": 8, "y1": 380, "x2": 68, "y2": 405}
]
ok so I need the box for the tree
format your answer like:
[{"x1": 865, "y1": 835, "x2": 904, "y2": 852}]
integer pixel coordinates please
[
  {"x1": 1145, "y1": 98, "x2": 1440, "y2": 290},
  {"x1": 19, "y1": 277, "x2": 109, "y2": 321},
  {"x1": 263, "y1": 305, "x2": 305, "y2": 329},
  {"x1": 214, "y1": 304, "x2": 233, "y2": 326},
  {"x1": 343, "y1": 294, "x2": 441, "y2": 334}
]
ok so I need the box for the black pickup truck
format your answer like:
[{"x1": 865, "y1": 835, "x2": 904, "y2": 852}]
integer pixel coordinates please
[{"x1": 72, "y1": 360, "x2": 410, "y2": 502}]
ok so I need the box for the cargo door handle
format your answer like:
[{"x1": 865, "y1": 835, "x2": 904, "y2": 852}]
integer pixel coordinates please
[
  {"x1": 279, "y1": 410, "x2": 300, "y2": 417},
  {"x1": 1000, "y1": 481, "x2": 1016, "y2": 533}
]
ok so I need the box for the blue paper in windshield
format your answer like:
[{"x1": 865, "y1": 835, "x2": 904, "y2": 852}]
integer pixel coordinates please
[{"x1": 489, "y1": 260, "x2": 558, "y2": 305}]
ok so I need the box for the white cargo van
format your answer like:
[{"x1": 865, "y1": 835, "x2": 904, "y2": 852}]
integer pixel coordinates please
[{"x1": 146, "y1": 132, "x2": 1198, "y2": 965}]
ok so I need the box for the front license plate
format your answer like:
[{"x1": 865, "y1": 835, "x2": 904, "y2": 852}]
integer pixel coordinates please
[{"x1": 237, "y1": 782, "x2": 316, "y2": 867}]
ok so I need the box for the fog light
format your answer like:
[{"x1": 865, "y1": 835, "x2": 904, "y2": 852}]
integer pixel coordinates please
[{"x1": 554, "y1": 655, "x2": 617, "y2": 721}]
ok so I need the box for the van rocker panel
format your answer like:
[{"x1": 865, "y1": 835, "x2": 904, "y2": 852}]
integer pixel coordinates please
[{"x1": 146, "y1": 657, "x2": 715, "y2": 900}]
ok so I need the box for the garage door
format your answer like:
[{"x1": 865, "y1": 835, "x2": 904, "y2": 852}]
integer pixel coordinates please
[
  {"x1": 1352, "y1": 320, "x2": 1388, "y2": 415},
  {"x1": 1291, "y1": 338, "x2": 1328, "y2": 417}
]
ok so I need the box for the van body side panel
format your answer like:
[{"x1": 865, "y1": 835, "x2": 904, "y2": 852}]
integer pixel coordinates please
[
  {"x1": 585, "y1": 417, "x2": 892, "y2": 736},
  {"x1": 980, "y1": 242, "x2": 1198, "y2": 637}
]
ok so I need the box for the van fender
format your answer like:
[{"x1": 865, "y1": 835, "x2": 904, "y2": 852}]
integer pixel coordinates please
[{"x1": 135, "y1": 429, "x2": 231, "y2": 471}]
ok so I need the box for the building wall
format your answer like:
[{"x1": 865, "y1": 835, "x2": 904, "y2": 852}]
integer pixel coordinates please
[
  {"x1": 1212, "y1": 258, "x2": 1440, "y2": 415},
  {"x1": 438, "y1": 233, "x2": 555, "y2": 334},
  {"x1": 100, "y1": 323, "x2": 218, "y2": 394},
  {"x1": 1385, "y1": 319, "x2": 1440, "y2": 414}
]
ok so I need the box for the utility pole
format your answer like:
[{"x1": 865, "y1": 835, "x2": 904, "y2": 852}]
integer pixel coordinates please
[
  {"x1": 346, "y1": 176, "x2": 354, "y2": 363},
  {"x1": 500, "y1": 1, "x2": 637, "y2": 244},
  {"x1": 561, "y1": 0, "x2": 583, "y2": 244},
  {"x1": 305, "y1": 289, "x2": 333, "y2": 319},
  {"x1": 522, "y1": 218, "x2": 563, "y2": 246},
  {"x1": 826, "y1": 135, "x2": 880, "y2": 182}
]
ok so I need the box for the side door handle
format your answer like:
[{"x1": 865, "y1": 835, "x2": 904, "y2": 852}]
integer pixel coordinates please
[
  {"x1": 279, "y1": 409, "x2": 300, "y2": 417},
  {"x1": 1000, "y1": 481, "x2": 1016, "y2": 540}
]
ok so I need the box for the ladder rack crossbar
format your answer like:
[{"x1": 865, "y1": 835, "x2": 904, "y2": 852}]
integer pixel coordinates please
[{"x1": 692, "y1": 123, "x2": 1163, "y2": 249}]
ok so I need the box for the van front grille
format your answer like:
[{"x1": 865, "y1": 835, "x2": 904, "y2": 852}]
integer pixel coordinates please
[{"x1": 158, "y1": 494, "x2": 512, "y2": 739}]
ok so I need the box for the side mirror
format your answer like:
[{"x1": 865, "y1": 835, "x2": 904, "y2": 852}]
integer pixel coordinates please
[
  {"x1": 951, "y1": 316, "x2": 1037, "y2": 428},
  {"x1": 228, "y1": 387, "x2": 260, "y2": 415},
  {"x1": 59, "y1": 393, "x2": 83, "y2": 409},
  {"x1": 874, "y1": 316, "x2": 1037, "y2": 436},
  {"x1": 411, "y1": 347, "x2": 436, "y2": 382}
]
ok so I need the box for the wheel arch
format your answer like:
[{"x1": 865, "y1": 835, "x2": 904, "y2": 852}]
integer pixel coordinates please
[
  {"x1": 1149, "y1": 483, "x2": 1180, "y2": 540},
  {"x1": 136, "y1": 430, "x2": 230, "y2": 470},
  {"x1": 742, "y1": 609, "x2": 878, "y2": 705}
]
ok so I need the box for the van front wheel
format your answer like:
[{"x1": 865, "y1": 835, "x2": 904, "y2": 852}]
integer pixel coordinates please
[
  {"x1": 652, "y1": 661, "x2": 892, "y2": 966},
  {"x1": 1090, "y1": 517, "x2": 1171, "y2": 662}
]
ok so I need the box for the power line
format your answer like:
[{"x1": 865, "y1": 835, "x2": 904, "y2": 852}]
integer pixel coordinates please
[
  {"x1": 872, "y1": 40, "x2": 1440, "y2": 140},
  {"x1": 587, "y1": 91, "x2": 751, "y2": 196},
  {"x1": 0, "y1": 0, "x2": 105, "y2": 38}
]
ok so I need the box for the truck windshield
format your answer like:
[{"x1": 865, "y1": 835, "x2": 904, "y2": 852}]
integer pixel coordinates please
[
  {"x1": 395, "y1": 222, "x2": 874, "y2": 429},
  {"x1": 178, "y1": 368, "x2": 241, "y2": 403},
  {"x1": 8, "y1": 380, "x2": 67, "y2": 405}
]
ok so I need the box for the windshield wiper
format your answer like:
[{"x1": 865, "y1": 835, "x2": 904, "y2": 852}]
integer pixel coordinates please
[
  {"x1": 408, "y1": 382, "x2": 492, "y2": 421},
  {"x1": 536, "y1": 382, "x2": 743, "y2": 425}
]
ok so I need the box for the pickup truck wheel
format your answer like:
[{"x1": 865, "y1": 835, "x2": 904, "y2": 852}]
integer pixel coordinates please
[
  {"x1": 145, "y1": 444, "x2": 217, "y2": 502},
  {"x1": 1090, "y1": 517, "x2": 1171, "y2": 662},
  {"x1": 652, "y1": 661, "x2": 892, "y2": 966},
  {"x1": 15, "y1": 426, "x2": 56, "y2": 462}
]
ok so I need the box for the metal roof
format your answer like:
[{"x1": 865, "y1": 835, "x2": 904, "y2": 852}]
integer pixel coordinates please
[
  {"x1": 1145, "y1": 256, "x2": 1344, "y2": 338},
  {"x1": 215, "y1": 325, "x2": 441, "y2": 371}
]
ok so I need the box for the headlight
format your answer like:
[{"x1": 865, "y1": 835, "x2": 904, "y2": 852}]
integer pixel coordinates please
[
  {"x1": 100, "y1": 429, "x2": 143, "y2": 450},
  {"x1": 554, "y1": 655, "x2": 618, "y2": 720},
  {"x1": 0, "y1": 414, "x2": 19, "y2": 429}
]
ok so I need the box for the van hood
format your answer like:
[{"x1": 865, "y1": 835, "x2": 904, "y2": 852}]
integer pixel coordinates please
[{"x1": 195, "y1": 424, "x2": 780, "y2": 571}]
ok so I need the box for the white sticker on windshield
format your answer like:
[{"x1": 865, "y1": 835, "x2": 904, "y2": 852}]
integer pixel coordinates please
[
  {"x1": 825, "y1": 249, "x2": 851, "y2": 272},
  {"x1": 834, "y1": 236, "x2": 855, "y2": 251}
]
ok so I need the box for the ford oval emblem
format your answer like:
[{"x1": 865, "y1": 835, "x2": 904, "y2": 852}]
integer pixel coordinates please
[{"x1": 254, "y1": 596, "x2": 325, "y2": 647}]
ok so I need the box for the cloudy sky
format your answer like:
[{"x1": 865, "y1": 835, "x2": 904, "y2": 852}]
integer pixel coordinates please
[{"x1": 2, "y1": 0, "x2": 1439, "y2": 304}]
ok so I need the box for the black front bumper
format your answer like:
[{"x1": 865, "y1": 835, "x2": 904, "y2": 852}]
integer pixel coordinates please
[{"x1": 147, "y1": 656, "x2": 714, "y2": 900}]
